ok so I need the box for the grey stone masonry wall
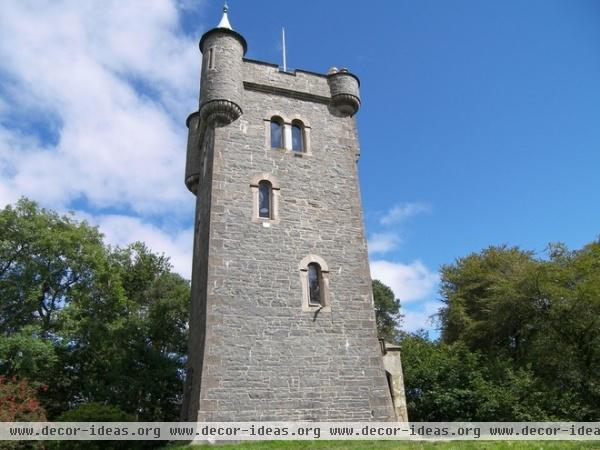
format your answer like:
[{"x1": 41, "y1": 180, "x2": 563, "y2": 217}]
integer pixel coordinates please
[{"x1": 183, "y1": 52, "x2": 396, "y2": 420}]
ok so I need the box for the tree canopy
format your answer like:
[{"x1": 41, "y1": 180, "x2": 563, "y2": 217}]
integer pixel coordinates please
[
  {"x1": 402, "y1": 242, "x2": 600, "y2": 421},
  {"x1": 0, "y1": 199, "x2": 189, "y2": 420},
  {"x1": 372, "y1": 279, "x2": 402, "y2": 343}
]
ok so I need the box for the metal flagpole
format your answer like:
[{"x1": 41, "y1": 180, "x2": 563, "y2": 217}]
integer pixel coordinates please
[{"x1": 282, "y1": 27, "x2": 287, "y2": 71}]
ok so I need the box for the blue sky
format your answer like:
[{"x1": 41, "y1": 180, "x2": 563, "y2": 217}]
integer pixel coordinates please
[{"x1": 1, "y1": 1, "x2": 599, "y2": 335}]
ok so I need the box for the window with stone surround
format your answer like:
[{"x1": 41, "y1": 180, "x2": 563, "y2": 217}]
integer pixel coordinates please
[
  {"x1": 265, "y1": 114, "x2": 311, "y2": 155},
  {"x1": 250, "y1": 174, "x2": 280, "y2": 224},
  {"x1": 299, "y1": 255, "x2": 330, "y2": 312}
]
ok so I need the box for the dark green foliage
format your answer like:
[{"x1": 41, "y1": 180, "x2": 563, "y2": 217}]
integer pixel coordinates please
[
  {"x1": 402, "y1": 242, "x2": 600, "y2": 421},
  {"x1": 400, "y1": 333, "x2": 548, "y2": 421},
  {"x1": 47, "y1": 404, "x2": 138, "y2": 450},
  {"x1": 0, "y1": 199, "x2": 190, "y2": 421},
  {"x1": 372, "y1": 280, "x2": 402, "y2": 343},
  {"x1": 56, "y1": 402, "x2": 134, "y2": 421},
  {"x1": 47, "y1": 403, "x2": 160, "y2": 450}
]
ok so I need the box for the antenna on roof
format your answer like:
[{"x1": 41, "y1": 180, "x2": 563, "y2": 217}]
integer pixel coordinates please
[{"x1": 282, "y1": 27, "x2": 287, "y2": 72}]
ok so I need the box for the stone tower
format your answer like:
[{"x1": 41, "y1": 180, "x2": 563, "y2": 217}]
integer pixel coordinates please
[{"x1": 181, "y1": 6, "x2": 398, "y2": 422}]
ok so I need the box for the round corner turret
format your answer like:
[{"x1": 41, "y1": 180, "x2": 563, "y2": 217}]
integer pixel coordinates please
[
  {"x1": 197, "y1": 22, "x2": 246, "y2": 127},
  {"x1": 185, "y1": 111, "x2": 201, "y2": 195},
  {"x1": 327, "y1": 68, "x2": 361, "y2": 117}
]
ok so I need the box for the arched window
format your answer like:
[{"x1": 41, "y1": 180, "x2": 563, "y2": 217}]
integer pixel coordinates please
[
  {"x1": 251, "y1": 174, "x2": 280, "y2": 224},
  {"x1": 270, "y1": 117, "x2": 284, "y2": 149},
  {"x1": 307, "y1": 263, "x2": 322, "y2": 305},
  {"x1": 291, "y1": 120, "x2": 304, "y2": 152},
  {"x1": 298, "y1": 255, "x2": 330, "y2": 312},
  {"x1": 258, "y1": 181, "x2": 271, "y2": 218}
]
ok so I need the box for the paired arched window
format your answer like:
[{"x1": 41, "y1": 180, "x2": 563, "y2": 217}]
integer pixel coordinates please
[
  {"x1": 258, "y1": 181, "x2": 272, "y2": 218},
  {"x1": 269, "y1": 116, "x2": 307, "y2": 153},
  {"x1": 270, "y1": 117, "x2": 284, "y2": 149}
]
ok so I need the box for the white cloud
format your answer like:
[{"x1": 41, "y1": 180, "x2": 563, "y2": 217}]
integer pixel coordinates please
[
  {"x1": 94, "y1": 214, "x2": 193, "y2": 279},
  {"x1": 0, "y1": 1, "x2": 205, "y2": 278},
  {"x1": 368, "y1": 232, "x2": 402, "y2": 254},
  {"x1": 370, "y1": 258, "x2": 440, "y2": 333},
  {"x1": 0, "y1": 1, "x2": 200, "y2": 216},
  {"x1": 403, "y1": 300, "x2": 443, "y2": 333},
  {"x1": 370, "y1": 259, "x2": 438, "y2": 303},
  {"x1": 379, "y1": 202, "x2": 431, "y2": 226}
]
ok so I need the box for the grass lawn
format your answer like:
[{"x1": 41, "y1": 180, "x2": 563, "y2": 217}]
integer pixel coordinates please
[{"x1": 164, "y1": 440, "x2": 600, "y2": 449}]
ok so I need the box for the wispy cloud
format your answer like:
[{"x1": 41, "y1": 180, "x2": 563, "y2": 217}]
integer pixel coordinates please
[
  {"x1": 95, "y1": 215, "x2": 194, "y2": 279},
  {"x1": 370, "y1": 258, "x2": 440, "y2": 333},
  {"x1": 379, "y1": 202, "x2": 431, "y2": 226},
  {"x1": 368, "y1": 232, "x2": 402, "y2": 255},
  {"x1": 0, "y1": 1, "x2": 199, "y2": 217},
  {"x1": 403, "y1": 300, "x2": 443, "y2": 334},
  {"x1": 370, "y1": 259, "x2": 438, "y2": 303}
]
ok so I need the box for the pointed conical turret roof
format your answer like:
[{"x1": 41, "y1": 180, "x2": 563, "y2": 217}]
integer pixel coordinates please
[
  {"x1": 217, "y1": 3, "x2": 232, "y2": 30},
  {"x1": 199, "y1": 2, "x2": 247, "y2": 55}
]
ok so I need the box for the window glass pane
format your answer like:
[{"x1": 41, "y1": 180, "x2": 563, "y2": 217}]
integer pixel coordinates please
[
  {"x1": 270, "y1": 120, "x2": 282, "y2": 148},
  {"x1": 308, "y1": 263, "x2": 321, "y2": 305},
  {"x1": 259, "y1": 182, "x2": 270, "y2": 218},
  {"x1": 292, "y1": 124, "x2": 303, "y2": 152}
]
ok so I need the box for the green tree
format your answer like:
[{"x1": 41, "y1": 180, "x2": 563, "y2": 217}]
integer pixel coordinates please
[
  {"x1": 0, "y1": 199, "x2": 190, "y2": 420},
  {"x1": 400, "y1": 333, "x2": 550, "y2": 421},
  {"x1": 439, "y1": 245, "x2": 539, "y2": 358},
  {"x1": 437, "y1": 242, "x2": 600, "y2": 420},
  {"x1": 372, "y1": 280, "x2": 402, "y2": 343},
  {"x1": 0, "y1": 198, "x2": 110, "y2": 336}
]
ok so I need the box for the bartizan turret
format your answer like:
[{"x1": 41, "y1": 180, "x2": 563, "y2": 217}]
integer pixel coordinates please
[
  {"x1": 184, "y1": 111, "x2": 201, "y2": 193},
  {"x1": 185, "y1": 5, "x2": 246, "y2": 194},
  {"x1": 198, "y1": 4, "x2": 246, "y2": 125},
  {"x1": 327, "y1": 67, "x2": 361, "y2": 116}
]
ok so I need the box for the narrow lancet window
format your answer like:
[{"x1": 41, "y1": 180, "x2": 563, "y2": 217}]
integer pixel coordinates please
[
  {"x1": 307, "y1": 263, "x2": 322, "y2": 305},
  {"x1": 291, "y1": 121, "x2": 304, "y2": 152},
  {"x1": 258, "y1": 181, "x2": 271, "y2": 218},
  {"x1": 208, "y1": 48, "x2": 215, "y2": 69},
  {"x1": 270, "y1": 117, "x2": 283, "y2": 148}
]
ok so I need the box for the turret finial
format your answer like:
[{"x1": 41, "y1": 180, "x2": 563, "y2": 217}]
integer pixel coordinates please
[{"x1": 217, "y1": 2, "x2": 233, "y2": 30}]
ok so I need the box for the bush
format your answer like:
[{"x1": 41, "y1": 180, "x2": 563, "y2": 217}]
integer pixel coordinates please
[
  {"x1": 55, "y1": 403, "x2": 134, "y2": 422},
  {"x1": 0, "y1": 377, "x2": 46, "y2": 449},
  {"x1": 0, "y1": 376, "x2": 46, "y2": 421},
  {"x1": 47, "y1": 403, "x2": 153, "y2": 450}
]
